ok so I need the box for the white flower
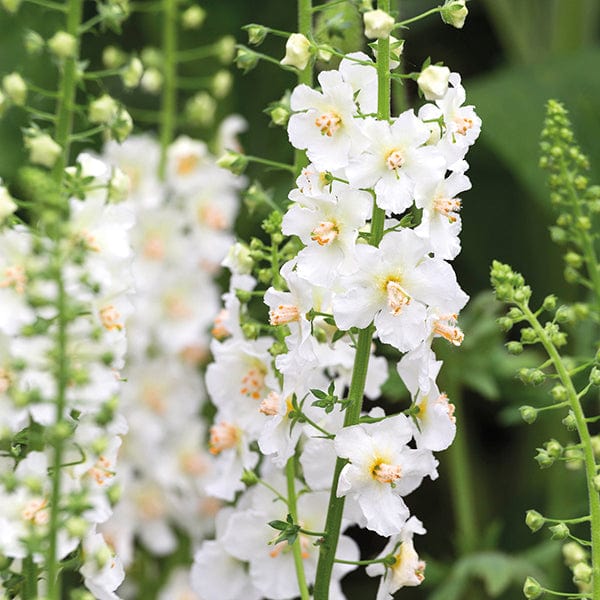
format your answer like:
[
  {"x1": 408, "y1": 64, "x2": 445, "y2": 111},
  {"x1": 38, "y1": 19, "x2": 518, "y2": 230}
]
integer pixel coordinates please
[
  {"x1": 288, "y1": 69, "x2": 366, "y2": 171},
  {"x1": 363, "y1": 9, "x2": 395, "y2": 39},
  {"x1": 339, "y1": 52, "x2": 377, "y2": 114},
  {"x1": 366, "y1": 516, "x2": 427, "y2": 599},
  {"x1": 333, "y1": 229, "x2": 468, "y2": 352},
  {"x1": 0, "y1": 181, "x2": 17, "y2": 221},
  {"x1": 346, "y1": 111, "x2": 445, "y2": 214},
  {"x1": 335, "y1": 415, "x2": 438, "y2": 536},
  {"x1": 417, "y1": 65, "x2": 451, "y2": 101},
  {"x1": 80, "y1": 530, "x2": 125, "y2": 600}
]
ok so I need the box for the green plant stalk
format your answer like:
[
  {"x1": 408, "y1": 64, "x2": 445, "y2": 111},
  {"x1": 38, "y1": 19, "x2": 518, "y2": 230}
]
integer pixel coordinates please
[
  {"x1": 23, "y1": 556, "x2": 37, "y2": 599},
  {"x1": 441, "y1": 376, "x2": 479, "y2": 555},
  {"x1": 47, "y1": 2, "x2": 83, "y2": 598},
  {"x1": 313, "y1": 3, "x2": 389, "y2": 595},
  {"x1": 293, "y1": 0, "x2": 313, "y2": 176},
  {"x1": 521, "y1": 302, "x2": 600, "y2": 597},
  {"x1": 158, "y1": 0, "x2": 177, "y2": 180},
  {"x1": 286, "y1": 458, "x2": 310, "y2": 600}
]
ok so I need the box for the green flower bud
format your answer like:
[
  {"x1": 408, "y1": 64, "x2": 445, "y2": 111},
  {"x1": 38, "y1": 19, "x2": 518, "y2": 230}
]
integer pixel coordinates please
[
  {"x1": 541, "y1": 294, "x2": 557, "y2": 311},
  {"x1": 121, "y1": 57, "x2": 143, "y2": 88},
  {"x1": 440, "y1": 0, "x2": 468, "y2": 29},
  {"x1": 25, "y1": 132, "x2": 62, "y2": 168},
  {"x1": 520, "y1": 327, "x2": 537, "y2": 343},
  {"x1": 593, "y1": 474, "x2": 600, "y2": 492},
  {"x1": 244, "y1": 23, "x2": 268, "y2": 46},
  {"x1": 555, "y1": 305, "x2": 574, "y2": 323},
  {"x1": 573, "y1": 562, "x2": 593, "y2": 584},
  {"x1": 24, "y1": 30, "x2": 44, "y2": 55},
  {"x1": 523, "y1": 576, "x2": 543, "y2": 598},
  {"x1": 216, "y1": 35, "x2": 236, "y2": 64},
  {"x1": 551, "y1": 385, "x2": 567, "y2": 401},
  {"x1": 519, "y1": 406, "x2": 538, "y2": 424},
  {"x1": 497, "y1": 316, "x2": 513, "y2": 332},
  {"x1": 185, "y1": 91, "x2": 216, "y2": 127},
  {"x1": 50, "y1": 420, "x2": 72, "y2": 443},
  {"x1": 2, "y1": 72, "x2": 27, "y2": 105},
  {"x1": 270, "y1": 105, "x2": 290, "y2": 127},
  {"x1": 212, "y1": 70, "x2": 233, "y2": 98},
  {"x1": 110, "y1": 107, "x2": 133, "y2": 142},
  {"x1": 545, "y1": 439, "x2": 563, "y2": 458},
  {"x1": 241, "y1": 321, "x2": 260, "y2": 339},
  {"x1": 235, "y1": 288, "x2": 253, "y2": 304},
  {"x1": 89, "y1": 94, "x2": 119, "y2": 124},
  {"x1": 590, "y1": 367, "x2": 600, "y2": 386},
  {"x1": 217, "y1": 150, "x2": 249, "y2": 176},
  {"x1": 181, "y1": 5, "x2": 206, "y2": 29},
  {"x1": 534, "y1": 449, "x2": 554, "y2": 469},
  {"x1": 269, "y1": 340, "x2": 288, "y2": 356},
  {"x1": 549, "y1": 522, "x2": 569, "y2": 540},
  {"x1": 562, "y1": 412, "x2": 577, "y2": 431},
  {"x1": 590, "y1": 435, "x2": 600, "y2": 458},
  {"x1": 65, "y1": 516, "x2": 89, "y2": 539},
  {"x1": 107, "y1": 483, "x2": 121, "y2": 505},
  {"x1": 240, "y1": 469, "x2": 259, "y2": 486},
  {"x1": 235, "y1": 46, "x2": 259, "y2": 73},
  {"x1": 565, "y1": 251, "x2": 583, "y2": 268},
  {"x1": 564, "y1": 447, "x2": 584, "y2": 470},
  {"x1": 507, "y1": 341, "x2": 523, "y2": 355},
  {"x1": 363, "y1": 9, "x2": 395, "y2": 39},
  {"x1": 141, "y1": 46, "x2": 163, "y2": 69},
  {"x1": 47, "y1": 30, "x2": 77, "y2": 59},
  {"x1": 563, "y1": 541, "x2": 587, "y2": 566},
  {"x1": 104, "y1": 46, "x2": 126, "y2": 70},
  {"x1": 525, "y1": 509, "x2": 544, "y2": 532},
  {"x1": 141, "y1": 69, "x2": 163, "y2": 94}
]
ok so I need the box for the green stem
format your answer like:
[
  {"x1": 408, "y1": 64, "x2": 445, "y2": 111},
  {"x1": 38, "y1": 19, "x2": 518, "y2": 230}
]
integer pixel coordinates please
[
  {"x1": 46, "y1": 3, "x2": 82, "y2": 598},
  {"x1": 158, "y1": 0, "x2": 177, "y2": 180},
  {"x1": 23, "y1": 555, "x2": 37, "y2": 599},
  {"x1": 521, "y1": 302, "x2": 600, "y2": 598},
  {"x1": 286, "y1": 458, "x2": 310, "y2": 600},
  {"x1": 24, "y1": 0, "x2": 66, "y2": 11},
  {"x1": 313, "y1": 4, "x2": 389, "y2": 596},
  {"x1": 175, "y1": 44, "x2": 220, "y2": 63},
  {"x1": 394, "y1": 6, "x2": 442, "y2": 28},
  {"x1": 246, "y1": 155, "x2": 296, "y2": 174},
  {"x1": 334, "y1": 557, "x2": 390, "y2": 566},
  {"x1": 442, "y1": 376, "x2": 479, "y2": 555}
]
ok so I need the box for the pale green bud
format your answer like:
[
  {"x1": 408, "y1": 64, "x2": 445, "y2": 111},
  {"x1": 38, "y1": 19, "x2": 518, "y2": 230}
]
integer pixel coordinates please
[
  {"x1": 525, "y1": 509, "x2": 544, "y2": 532},
  {"x1": 2, "y1": 72, "x2": 27, "y2": 106},
  {"x1": 88, "y1": 94, "x2": 118, "y2": 124},
  {"x1": 593, "y1": 474, "x2": 600, "y2": 492},
  {"x1": 108, "y1": 168, "x2": 130, "y2": 203},
  {"x1": 363, "y1": 9, "x2": 395, "y2": 39},
  {"x1": 549, "y1": 522, "x2": 569, "y2": 540},
  {"x1": 185, "y1": 92, "x2": 216, "y2": 127},
  {"x1": 95, "y1": 545, "x2": 112, "y2": 570},
  {"x1": 270, "y1": 106, "x2": 290, "y2": 127},
  {"x1": 1, "y1": 0, "x2": 22, "y2": 13},
  {"x1": 217, "y1": 150, "x2": 248, "y2": 176},
  {"x1": 591, "y1": 435, "x2": 600, "y2": 458},
  {"x1": 244, "y1": 23, "x2": 268, "y2": 46},
  {"x1": 223, "y1": 242, "x2": 253, "y2": 275},
  {"x1": 573, "y1": 562, "x2": 593, "y2": 584},
  {"x1": 140, "y1": 67, "x2": 163, "y2": 94},
  {"x1": 110, "y1": 107, "x2": 133, "y2": 142},
  {"x1": 181, "y1": 5, "x2": 206, "y2": 29},
  {"x1": 24, "y1": 30, "x2": 44, "y2": 55},
  {"x1": 280, "y1": 33, "x2": 312, "y2": 71},
  {"x1": 216, "y1": 35, "x2": 236, "y2": 64},
  {"x1": 441, "y1": 0, "x2": 468, "y2": 29},
  {"x1": 102, "y1": 45, "x2": 126, "y2": 69},
  {"x1": 523, "y1": 576, "x2": 543, "y2": 598},
  {"x1": 141, "y1": 46, "x2": 162, "y2": 69},
  {"x1": 519, "y1": 406, "x2": 537, "y2": 424},
  {"x1": 551, "y1": 384, "x2": 567, "y2": 401},
  {"x1": 212, "y1": 69, "x2": 233, "y2": 98},
  {"x1": 47, "y1": 31, "x2": 77, "y2": 59},
  {"x1": 121, "y1": 57, "x2": 143, "y2": 88},
  {"x1": 25, "y1": 132, "x2": 62, "y2": 168},
  {"x1": 417, "y1": 65, "x2": 450, "y2": 101},
  {"x1": 65, "y1": 516, "x2": 89, "y2": 538},
  {"x1": 545, "y1": 439, "x2": 563, "y2": 458},
  {"x1": 564, "y1": 447, "x2": 584, "y2": 470},
  {"x1": 562, "y1": 412, "x2": 577, "y2": 431},
  {"x1": 241, "y1": 469, "x2": 259, "y2": 486},
  {"x1": 590, "y1": 367, "x2": 600, "y2": 386},
  {"x1": 563, "y1": 541, "x2": 587, "y2": 566}
]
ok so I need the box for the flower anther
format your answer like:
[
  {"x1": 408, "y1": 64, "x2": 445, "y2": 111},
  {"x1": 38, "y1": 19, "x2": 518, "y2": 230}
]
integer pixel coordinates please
[
  {"x1": 372, "y1": 460, "x2": 403, "y2": 484},
  {"x1": 311, "y1": 220, "x2": 339, "y2": 246},
  {"x1": 176, "y1": 153, "x2": 200, "y2": 176},
  {"x1": 22, "y1": 498, "x2": 49, "y2": 525},
  {"x1": 1, "y1": 265, "x2": 26, "y2": 294},
  {"x1": 0, "y1": 368, "x2": 11, "y2": 393},
  {"x1": 433, "y1": 314, "x2": 464, "y2": 345},
  {"x1": 386, "y1": 279, "x2": 411, "y2": 315},
  {"x1": 437, "y1": 393, "x2": 456, "y2": 423},
  {"x1": 269, "y1": 304, "x2": 301, "y2": 326},
  {"x1": 198, "y1": 205, "x2": 227, "y2": 230},
  {"x1": 211, "y1": 308, "x2": 230, "y2": 339},
  {"x1": 385, "y1": 149, "x2": 405, "y2": 173},
  {"x1": 209, "y1": 421, "x2": 239, "y2": 455},
  {"x1": 240, "y1": 364, "x2": 266, "y2": 399},
  {"x1": 259, "y1": 391, "x2": 280, "y2": 416},
  {"x1": 454, "y1": 116, "x2": 474, "y2": 136},
  {"x1": 433, "y1": 196, "x2": 461, "y2": 223},
  {"x1": 88, "y1": 456, "x2": 114, "y2": 486},
  {"x1": 142, "y1": 235, "x2": 165, "y2": 260},
  {"x1": 100, "y1": 305, "x2": 123, "y2": 331},
  {"x1": 315, "y1": 112, "x2": 342, "y2": 137}
]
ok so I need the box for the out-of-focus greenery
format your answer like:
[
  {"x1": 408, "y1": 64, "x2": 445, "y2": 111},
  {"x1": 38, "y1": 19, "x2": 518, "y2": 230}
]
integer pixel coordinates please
[{"x1": 1, "y1": 1, "x2": 599, "y2": 598}]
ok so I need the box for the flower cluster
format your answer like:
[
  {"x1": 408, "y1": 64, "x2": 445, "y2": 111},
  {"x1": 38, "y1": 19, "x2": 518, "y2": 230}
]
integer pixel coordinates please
[
  {"x1": 97, "y1": 121, "x2": 245, "y2": 591},
  {"x1": 0, "y1": 154, "x2": 134, "y2": 599},
  {"x1": 193, "y1": 29, "x2": 480, "y2": 600}
]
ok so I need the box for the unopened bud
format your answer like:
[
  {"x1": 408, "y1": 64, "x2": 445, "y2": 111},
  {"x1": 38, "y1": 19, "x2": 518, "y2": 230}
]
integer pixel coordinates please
[
  {"x1": 363, "y1": 9, "x2": 395, "y2": 39},
  {"x1": 240, "y1": 469, "x2": 259, "y2": 486},
  {"x1": 212, "y1": 70, "x2": 233, "y2": 98},
  {"x1": 545, "y1": 439, "x2": 563, "y2": 458},
  {"x1": 245, "y1": 24, "x2": 268, "y2": 46},
  {"x1": 563, "y1": 541, "x2": 587, "y2": 567},
  {"x1": 590, "y1": 367, "x2": 600, "y2": 386},
  {"x1": 25, "y1": 132, "x2": 62, "y2": 168},
  {"x1": 417, "y1": 64, "x2": 450, "y2": 101},
  {"x1": 2, "y1": 72, "x2": 27, "y2": 105},
  {"x1": 573, "y1": 562, "x2": 593, "y2": 584},
  {"x1": 1, "y1": 0, "x2": 22, "y2": 13},
  {"x1": 110, "y1": 107, "x2": 133, "y2": 142},
  {"x1": 140, "y1": 67, "x2": 163, "y2": 94},
  {"x1": 441, "y1": 0, "x2": 468, "y2": 29},
  {"x1": 549, "y1": 522, "x2": 569, "y2": 540},
  {"x1": 216, "y1": 35, "x2": 236, "y2": 64},
  {"x1": 280, "y1": 33, "x2": 312, "y2": 71},
  {"x1": 562, "y1": 412, "x2": 577, "y2": 431},
  {"x1": 186, "y1": 91, "x2": 216, "y2": 127},
  {"x1": 103, "y1": 45, "x2": 127, "y2": 69},
  {"x1": 270, "y1": 105, "x2": 290, "y2": 127},
  {"x1": 24, "y1": 30, "x2": 44, "y2": 55},
  {"x1": 217, "y1": 150, "x2": 248, "y2": 175},
  {"x1": 507, "y1": 341, "x2": 523, "y2": 355},
  {"x1": 121, "y1": 57, "x2": 143, "y2": 88},
  {"x1": 525, "y1": 509, "x2": 544, "y2": 532},
  {"x1": 523, "y1": 576, "x2": 543, "y2": 598},
  {"x1": 47, "y1": 30, "x2": 77, "y2": 59},
  {"x1": 534, "y1": 449, "x2": 554, "y2": 469},
  {"x1": 519, "y1": 406, "x2": 537, "y2": 424},
  {"x1": 181, "y1": 5, "x2": 206, "y2": 29},
  {"x1": 89, "y1": 94, "x2": 119, "y2": 124}
]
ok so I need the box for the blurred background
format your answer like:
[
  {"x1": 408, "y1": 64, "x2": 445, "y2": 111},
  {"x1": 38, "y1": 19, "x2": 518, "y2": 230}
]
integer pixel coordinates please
[{"x1": 1, "y1": 0, "x2": 599, "y2": 597}]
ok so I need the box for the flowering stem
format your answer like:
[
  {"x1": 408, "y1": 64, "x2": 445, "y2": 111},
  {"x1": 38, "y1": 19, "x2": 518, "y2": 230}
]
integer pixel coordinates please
[
  {"x1": 23, "y1": 556, "x2": 37, "y2": 599},
  {"x1": 394, "y1": 6, "x2": 443, "y2": 29},
  {"x1": 159, "y1": 0, "x2": 177, "y2": 180},
  {"x1": 175, "y1": 43, "x2": 221, "y2": 63},
  {"x1": 286, "y1": 458, "x2": 310, "y2": 600},
  {"x1": 313, "y1": 4, "x2": 389, "y2": 596},
  {"x1": 46, "y1": 3, "x2": 83, "y2": 598},
  {"x1": 520, "y1": 302, "x2": 600, "y2": 597}
]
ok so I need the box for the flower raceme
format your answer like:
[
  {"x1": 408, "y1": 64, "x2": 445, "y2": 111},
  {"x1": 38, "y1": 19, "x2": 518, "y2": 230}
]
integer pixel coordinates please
[{"x1": 193, "y1": 33, "x2": 479, "y2": 600}]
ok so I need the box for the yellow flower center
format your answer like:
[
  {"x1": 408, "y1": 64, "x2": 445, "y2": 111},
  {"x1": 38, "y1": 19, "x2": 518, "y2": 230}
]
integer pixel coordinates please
[
  {"x1": 209, "y1": 421, "x2": 239, "y2": 455},
  {"x1": 311, "y1": 220, "x2": 339, "y2": 246},
  {"x1": 315, "y1": 112, "x2": 342, "y2": 137},
  {"x1": 269, "y1": 304, "x2": 300, "y2": 326},
  {"x1": 433, "y1": 196, "x2": 462, "y2": 223}
]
